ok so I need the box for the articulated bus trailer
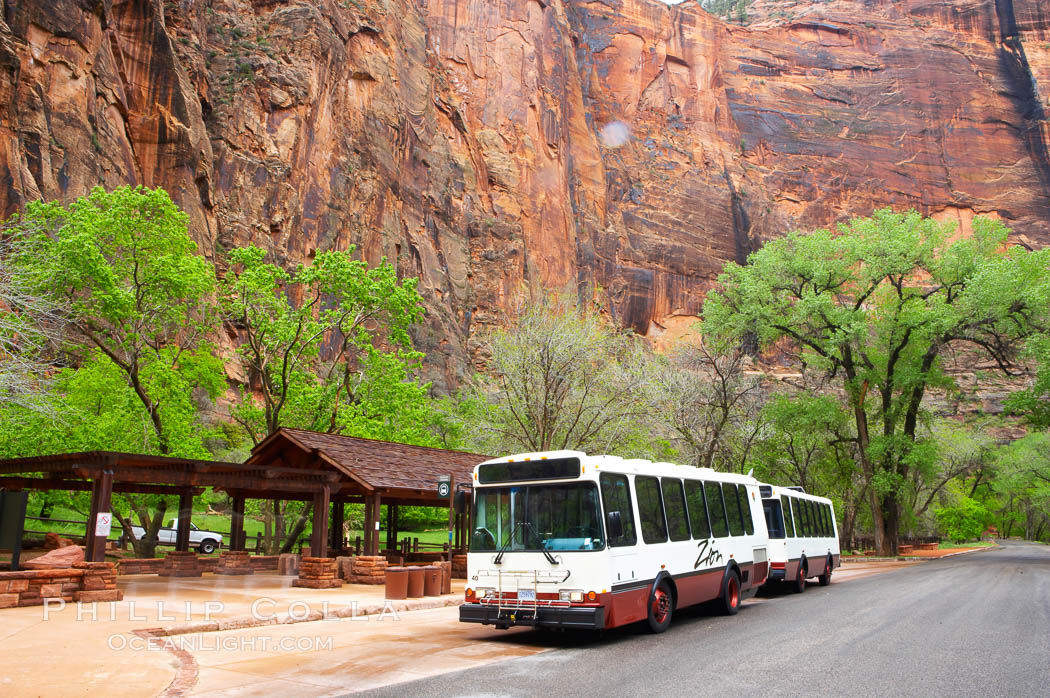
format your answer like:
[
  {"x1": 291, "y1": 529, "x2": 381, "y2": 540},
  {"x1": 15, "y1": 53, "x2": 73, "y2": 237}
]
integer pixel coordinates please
[{"x1": 459, "y1": 451, "x2": 771, "y2": 633}]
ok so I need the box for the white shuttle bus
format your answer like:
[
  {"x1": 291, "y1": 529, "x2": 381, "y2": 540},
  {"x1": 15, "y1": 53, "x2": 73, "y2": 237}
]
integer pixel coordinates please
[
  {"x1": 459, "y1": 451, "x2": 770, "y2": 633},
  {"x1": 759, "y1": 484, "x2": 841, "y2": 591}
]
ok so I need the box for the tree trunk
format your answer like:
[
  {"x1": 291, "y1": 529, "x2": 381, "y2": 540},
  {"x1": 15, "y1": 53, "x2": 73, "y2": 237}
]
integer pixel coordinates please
[
  {"x1": 279, "y1": 504, "x2": 313, "y2": 554},
  {"x1": 879, "y1": 493, "x2": 899, "y2": 556}
]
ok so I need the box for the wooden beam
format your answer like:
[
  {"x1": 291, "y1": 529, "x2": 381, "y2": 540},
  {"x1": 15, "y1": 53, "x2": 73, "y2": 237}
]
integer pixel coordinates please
[{"x1": 0, "y1": 477, "x2": 205, "y2": 496}]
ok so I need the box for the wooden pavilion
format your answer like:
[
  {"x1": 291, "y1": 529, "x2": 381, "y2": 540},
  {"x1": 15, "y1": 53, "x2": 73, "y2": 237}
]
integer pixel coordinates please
[{"x1": 0, "y1": 428, "x2": 486, "y2": 563}]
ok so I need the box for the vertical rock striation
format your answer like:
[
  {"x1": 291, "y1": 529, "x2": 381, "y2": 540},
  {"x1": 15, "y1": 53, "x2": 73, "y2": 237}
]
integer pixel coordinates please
[{"x1": 0, "y1": 0, "x2": 1047, "y2": 384}]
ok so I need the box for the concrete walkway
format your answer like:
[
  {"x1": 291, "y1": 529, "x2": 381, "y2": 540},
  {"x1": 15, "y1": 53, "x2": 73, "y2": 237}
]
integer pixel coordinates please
[{"x1": 0, "y1": 560, "x2": 918, "y2": 697}]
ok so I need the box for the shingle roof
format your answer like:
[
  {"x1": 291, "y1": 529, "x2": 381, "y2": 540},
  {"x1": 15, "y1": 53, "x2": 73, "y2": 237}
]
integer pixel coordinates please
[{"x1": 247, "y1": 428, "x2": 487, "y2": 492}]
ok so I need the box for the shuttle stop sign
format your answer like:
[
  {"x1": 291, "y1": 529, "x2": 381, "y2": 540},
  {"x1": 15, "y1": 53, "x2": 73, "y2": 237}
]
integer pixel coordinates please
[{"x1": 437, "y1": 475, "x2": 451, "y2": 498}]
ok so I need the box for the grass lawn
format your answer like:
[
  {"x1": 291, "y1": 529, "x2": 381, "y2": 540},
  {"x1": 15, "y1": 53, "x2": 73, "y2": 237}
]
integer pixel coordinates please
[
  {"x1": 24, "y1": 505, "x2": 451, "y2": 553},
  {"x1": 938, "y1": 540, "x2": 996, "y2": 549}
]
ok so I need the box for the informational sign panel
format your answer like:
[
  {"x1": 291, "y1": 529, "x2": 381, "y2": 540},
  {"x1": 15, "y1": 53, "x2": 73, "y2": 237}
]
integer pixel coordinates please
[
  {"x1": 95, "y1": 512, "x2": 113, "y2": 537},
  {"x1": 438, "y1": 474, "x2": 451, "y2": 498}
]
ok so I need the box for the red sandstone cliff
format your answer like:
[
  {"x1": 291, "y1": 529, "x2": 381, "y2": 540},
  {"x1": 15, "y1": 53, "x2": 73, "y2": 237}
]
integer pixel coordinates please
[{"x1": 1, "y1": 0, "x2": 1047, "y2": 387}]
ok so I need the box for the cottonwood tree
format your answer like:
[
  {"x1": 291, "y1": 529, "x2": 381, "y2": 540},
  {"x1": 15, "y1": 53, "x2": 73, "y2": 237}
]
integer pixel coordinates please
[
  {"x1": 5, "y1": 186, "x2": 224, "y2": 555},
  {"x1": 471, "y1": 293, "x2": 649, "y2": 454},
  {"x1": 223, "y1": 245, "x2": 433, "y2": 551},
  {"x1": 223, "y1": 244, "x2": 431, "y2": 444},
  {"x1": 704, "y1": 210, "x2": 1050, "y2": 555},
  {"x1": 648, "y1": 338, "x2": 765, "y2": 471}
]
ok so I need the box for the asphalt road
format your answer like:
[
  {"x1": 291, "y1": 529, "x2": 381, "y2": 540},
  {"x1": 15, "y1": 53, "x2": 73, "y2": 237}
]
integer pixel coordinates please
[{"x1": 356, "y1": 542, "x2": 1050, "y2": 697}]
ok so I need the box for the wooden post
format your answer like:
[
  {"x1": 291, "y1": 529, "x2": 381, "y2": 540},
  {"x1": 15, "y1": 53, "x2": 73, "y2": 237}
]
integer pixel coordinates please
[
  {"x1": 84, "y1": 470, "x2": 113, "y2": 562},
  {"x1": 363, "y1": 496, "x2": 374, "y2": 556},
  {"x1": 370, "y1": 492, "x2": 382, "y2": 555},
  {"x1": 385, "y1": 503, "x2": 395, "y2": 550},
  {"x1": 446, "y1": 474, "x2": 455, "y2": 563},
  {"x1": 174, "y1": 490, "x2": 193, "y2": 552},
  {"x1": 330, "y1": 499, "x2": 344, "y2": 553},
  {"x1": 311, "y1": 485, "x2": 331, "y2": 558},
  {"x1": 230, "y1": 495, "x2": 246, "y2": 552}
]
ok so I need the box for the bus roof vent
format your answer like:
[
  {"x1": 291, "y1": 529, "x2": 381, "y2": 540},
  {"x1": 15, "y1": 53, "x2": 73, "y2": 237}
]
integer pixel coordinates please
[
  {"x1": 759, "y1": 485, "x2": 773, "y2": 498},
  {"x1": 787, "y1": 486, "x2": 807, "y2": 493}
]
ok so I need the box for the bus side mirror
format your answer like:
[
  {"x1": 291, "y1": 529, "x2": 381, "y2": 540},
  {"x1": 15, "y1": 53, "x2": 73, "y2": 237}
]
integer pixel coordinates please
[{"x1": 606, "y1": 511, "x2": 623, "y2": 540}]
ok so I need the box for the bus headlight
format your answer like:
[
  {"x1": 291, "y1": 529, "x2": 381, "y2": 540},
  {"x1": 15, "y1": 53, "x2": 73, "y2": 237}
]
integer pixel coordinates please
[
  {"x1": 559, "y1": 589, "x2": 584, "y2": 603},
  {"x1": 478, "y1": 587, "x2": 497, "y2": 599}
]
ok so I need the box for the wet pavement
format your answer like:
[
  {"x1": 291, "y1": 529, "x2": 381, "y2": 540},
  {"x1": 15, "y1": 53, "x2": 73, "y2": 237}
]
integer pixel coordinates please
[{"x1": 0, "y1": 559, "x2": 927, "y2": 697}]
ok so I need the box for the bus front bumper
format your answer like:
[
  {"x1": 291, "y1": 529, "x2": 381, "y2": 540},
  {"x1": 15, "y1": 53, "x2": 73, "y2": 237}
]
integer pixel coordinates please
[{"x1": 459, "y1": 603, "x2": 604, "y2": 630}]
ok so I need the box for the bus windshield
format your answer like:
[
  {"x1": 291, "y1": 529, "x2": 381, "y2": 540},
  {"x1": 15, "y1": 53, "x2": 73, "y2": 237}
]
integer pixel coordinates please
[{"x1": 471, "y1": 483, "x2": 605, "y2": 552}]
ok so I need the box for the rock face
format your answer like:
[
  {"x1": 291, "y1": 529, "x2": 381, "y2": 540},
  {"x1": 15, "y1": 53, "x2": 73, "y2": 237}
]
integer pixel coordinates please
[{"x1": 1, "y1": 0, "x2": 1047, "y2": 386}]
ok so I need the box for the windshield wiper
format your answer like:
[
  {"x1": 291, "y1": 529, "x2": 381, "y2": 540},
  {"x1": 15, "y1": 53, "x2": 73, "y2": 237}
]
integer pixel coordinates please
[
  {"x1": 493, "y1": 521, "x2": 524, "y2": 565},
  {"x1": 492, "y1": 521, "x2": 558, "y2": 565},
  {"x1": 524, "y1": 522, "x2": 558, "y2": 565}
]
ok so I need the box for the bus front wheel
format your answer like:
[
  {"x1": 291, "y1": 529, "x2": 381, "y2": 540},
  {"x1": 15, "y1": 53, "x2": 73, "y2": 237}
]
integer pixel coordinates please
[
  {"x1": 647, "y1": 581, "x2": 673, "y2": 633},
  {"x1": 720, "y1": 570, "x2": 741, "y2": 616}
]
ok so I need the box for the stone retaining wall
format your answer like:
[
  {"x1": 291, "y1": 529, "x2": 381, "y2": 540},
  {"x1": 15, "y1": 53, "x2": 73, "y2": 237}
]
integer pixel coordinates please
[
  {"x1": 118, "y1": 554, "x2": 279, "y2": 575},
  {"x1": 0, "y1": 562, "x2": 122, "y2": 608}
]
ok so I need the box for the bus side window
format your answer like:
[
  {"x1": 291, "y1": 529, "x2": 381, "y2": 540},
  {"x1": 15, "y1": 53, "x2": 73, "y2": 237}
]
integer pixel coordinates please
[
  {"x1": 599, "y1": 473, "x2": 637, "y2": 547},
  {"x1": 737, "y1": 485, "x2": 754, "y2": 535},
  {"x1": 684, "y1": 480, "x2": 711, "y2": 539},
  {"x1": 805, "y1": 501, "x2": 815, "y2": 537},
  {"x1": 661, "y1": 478, "x2": 690, "y2": 542},
  {"x1": 813, "y1": 501, "x2": 822, "y2": 537},
  {"x1": 635, "y1": 476, "x2": 668, "y2": 544},
  {"x1": 782, "y1": 495, "x2": 795, "y2": 537},
  {"x1": 818, "y1": 503, "x2": 828, "y2": 537},
  {"x1": 799, "y1": 500, "x2": 809, "y2": 537},
  {"x1": 705, "y1": 482, "x2": 729, "y2": 538},
  {"x1": 722, "y1": 483, "x2": 744, "y2": 536},
  {"x1": 824, "y1": 503, "x2": 833, "y2": 538},
  {"x1": 827, "y1": 504, "x2": 836, "y2": 537}
]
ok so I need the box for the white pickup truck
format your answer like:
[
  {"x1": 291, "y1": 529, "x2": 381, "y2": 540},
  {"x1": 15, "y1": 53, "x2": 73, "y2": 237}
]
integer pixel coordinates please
[{"x1": 126, "y1": 519, "x2": 224, "y2": 554}]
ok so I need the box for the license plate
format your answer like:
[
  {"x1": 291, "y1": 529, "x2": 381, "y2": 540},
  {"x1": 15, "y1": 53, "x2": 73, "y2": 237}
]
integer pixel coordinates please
[{"x1": 517, "y1": 589, "x2": 536, "y2": 601}]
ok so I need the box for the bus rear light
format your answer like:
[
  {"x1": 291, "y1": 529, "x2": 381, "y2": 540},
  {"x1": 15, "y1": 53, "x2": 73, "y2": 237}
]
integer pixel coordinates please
[
  {"x1": 586, "y1": 591, "x2": 597, "y2": 601},
  {"x1": 559, "y1": 589, "x2": 584, "y2": 603},
  {"x1": 465, "y1": 588, "x2": 475, "y2": 600}
]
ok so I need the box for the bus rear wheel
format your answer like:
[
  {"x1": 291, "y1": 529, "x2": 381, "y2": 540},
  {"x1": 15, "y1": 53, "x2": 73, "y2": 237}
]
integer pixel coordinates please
[
  {"x1": 720, "y1": 570, "x2": 741, "y2": 616},
  {"x1": 818, "y1": 557, "x2": 832, "y2": 586},
  {"x1": 647, "y1": 581, "x2": 673, "y2": 633},
  {"x1": 792, "y1": 562, "x2": 807, "y2": 593}
]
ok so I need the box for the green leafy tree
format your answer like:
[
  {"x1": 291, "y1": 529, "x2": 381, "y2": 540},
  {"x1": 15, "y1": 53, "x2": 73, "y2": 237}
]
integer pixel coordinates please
[
  {"x1": 934, "y1": 494, "x2": 989, "y2": 542},
  {"x1": 222, "y1": 244, "x2": 433, "y2": 553},
  {"x1": 989, "y1": 434, "x2": 1050, "y2": 541},
  {"x1": 704, "y1": 210, "x2": 1050, "y2": 554},
  {"x1": 223, "y1": 244, "x2": 431, "y2": 444},
  {"x1": 4, "y1": 186, "x2": 223, "y2": 555},
  {"x1": 8, "y1": 185, "x2": 222, "y2": 455}
]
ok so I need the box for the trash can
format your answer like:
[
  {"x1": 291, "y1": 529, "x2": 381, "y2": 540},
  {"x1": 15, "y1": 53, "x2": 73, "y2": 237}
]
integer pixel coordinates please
[
  {"x1": 385, "y1": 566, "x2": 409, "y2": 600},
  {"x1": 407, "y1": 565, "x2": 425, "y2": 598},
  {"x1": 439, "y1": 561, "x2": 452, "y2": 595},
  {"x1": 422, "y1": 565, "x2": 441, "y2": 597}
]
